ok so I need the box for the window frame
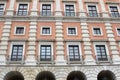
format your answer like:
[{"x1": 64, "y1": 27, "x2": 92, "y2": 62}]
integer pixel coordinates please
[
  {"x1": 9, "y1": 42, "x2": 25, "y2": 62},
  {"x1": 94, "y1": 42, "x2": 109, "y2": 61},
  {"x1": 92, "y1": 27, "x2": 103, "y2": 36},
  {"x1": 14, "y1": 26, "x2": 25, "y2": 35},
  {"x1": 0, "y1": 2, "x2": 6, "y2": 15},
  {"x1": 41, "y1": 26, "x2": 51, "y2": 35},
  {"x1": 39, "y1": 42, "x2": 53, "y2": 61},
  {"x1": 16, "y1": 2, "x2": 29, "y2": 16},
  {"x1": 67, "y1": 27, "x2": 77, "y2": 36},
  {"x1": 116, "y1": 27, "x2": 120, "y2": 36}
]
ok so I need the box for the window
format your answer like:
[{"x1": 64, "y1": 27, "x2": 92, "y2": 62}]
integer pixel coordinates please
[
  {"x1": 65, "y1": 5, "x2": 75, "y2": 16},
  {"x1": 17, "y1": 4, "x2": 28, "y2": 16},
  {"x1": 68, "y1": 45, "x2": 80, "y2": 61},
  {"x1": 41, "y1": 4, "x2": 51, "y2": 16},
  {"x1": 110, "y1": 6, "x2": 119, "y2": 17},
  {"x1": 15, "y1": 27, "x2": 24, "y2": 35},
  {"x1": 93, "y1": 28, "x2": 102, "y2": 35},
  {"x1": 117, "y1": 28, "x2": 120, "y2": 36},
  {"x1": 11, "y1": 45, "x2": 23, "y2": 61},
  {"x1": 0, "y1": 4, "x2": 4, "y2": 15},
  {"x1": 95, "y1": 45, "x2": 108, "y2": 61},
  {"x1": 68, "y1": 27, "x2": 76, "y2": 35},
  {"x1": 40, "y1": 45, "x2": 51, "y2": 61},
  {"x1": 88, "y1": 5, "x2": 98, "y2": 17},
  {"x1": 42, "y1": 27, "x2": 51, "y2": 35}
]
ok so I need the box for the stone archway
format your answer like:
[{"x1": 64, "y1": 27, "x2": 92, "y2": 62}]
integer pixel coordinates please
[
  {"x1": 4, "y1": 71, "x2": 24, "y2": 80},
  {"x1": 97, "y1": 70, "x2": 116, "y2": 80},
  {"x1": 36, "y1": 71, "x2": 55, "y2": 80},
  {"x1": 67, "y1": 71, "x2": 86, "y2": 80}
]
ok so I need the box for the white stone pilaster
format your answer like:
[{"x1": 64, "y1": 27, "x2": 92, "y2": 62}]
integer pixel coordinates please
[
  {"x1": 100, "y1": 0, "x2": 109, "y2": 17},
  {"x1": 6, "y1": 0, "x2": 15, "y2": 16},
  {"x1": 55, "y1": 0, "x2": 62, "y2": 16},
  {"x1": 81, "y1": 22, "x2": 95, "y2": 65},
  {"x1": 0, "y1": 21, "x2": 11, "y2": 65},
  {"x1": 105, "y1": 22, "x2": 120, "y2": 64},
  {"x1": 55, "y1": 21, "x2": 66, "y2": 65},
  {"x1": 78, "y1": 0, "x2": 86, "y2": 17},
  {"x1": 25, "y1": 21, "x2": 37, "y2": 65},
  {"x1": 30, "y1": 0, "x2": 38, "y2": 16}
]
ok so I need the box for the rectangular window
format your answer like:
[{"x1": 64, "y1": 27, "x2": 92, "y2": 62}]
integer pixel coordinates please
[
  {"x1": 93, "y1": 28, "x2": 101, "y2": 35},
  {"x1": 17, "y1": 4, "x2": 28, "y2": 16},
  {"x1": 42, "y1": 27, "x2": 50, "y2": 35},
  {"x1": 69, "y1": 45, "x2": 80, "y2": 61},
  {"x1": 11, "y1": 45, "x2": 23, "y2": 61},
  {"x1": 40, "y1": 45, "x2": 51, "y2": 61},
  {"x1": 117, "y1": 28, "x2": 120, "y2": 36},
  {"x1": 88, "y1": 5, "x2": 98, "y2": 17},
  {"x1": 95, "y1": 45, "x2": 108, "y2": 61},
  {"x1": 42, "y1": 4, "x2": 51, "y2": 16},
  {"x1": 15, "y1": 27, "x2": 24, "y2": 35},
  {"x1": 110, "y1": 6, "x2": 119, "y2": 17},
  {"x1": 68, "y1": 28, "x2": 76, "y2": 35},
  {"x1": 65, "y1": 5, "x2": 75, "y2": 16},
  {"x1": 0, "y1": 4, "x2": 4, "y2": 15}
]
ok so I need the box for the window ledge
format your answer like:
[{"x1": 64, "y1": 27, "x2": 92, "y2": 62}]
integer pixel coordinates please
[
  {"x1": 84, "y1": 0, "x2": 98, "y2": 3},
  {"x1": 16, "y1": 0, "x2": 32, "y2": 2},
  {"x1": 39, "y1": 0, "x2": 54, "y2": 2},
  {"x1": 0, "y1": 0, "x2": 8, "y2": 1},
  {"x1": 62, "y1": 0, "x2": 77, "y2": 3}
]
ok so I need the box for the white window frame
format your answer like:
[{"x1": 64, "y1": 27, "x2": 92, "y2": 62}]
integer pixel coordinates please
[
  {"x1": 66, "y1": 42, "x2": 82, "y2": 58},
  {"x1": 86, "y1": 3, "x2": 99, "y2": 16},
  {"x1": 116, "y1": 27, "x2": 120, "y2": 36},
  {"x1": 67, "y1": 27, "x2": 77, "y2": 36},
  {"x1": 0, "y1": 2, "x2": 6, "y2": 14},
  {"x1": 9, "y1": 42, "x2": 25, "y2": 61},
  {"x1": 93, "y1": 42, "x2": 109, "y2": 60},
  {"x1": 108, "y1": 4, "x2": 120, "y2": 15},
  {"x1": 16, "y1": 2, "x2": 29, "y2": 15},
  {"x1": 40, "y1": 2, "x2": 53, "y2": 13},
  {"x1": 14, "y1": 26, "x2": 25, "y2": 35},
  {"x1": 92, "y1": 27, "x2": 103, "y2": 36},
  {"x1": 41, "y1": 26, "x2": 52, "y2": 35},
  {"x1": 39, "y1": 42, "x2": 53, "y2": 59},
  {"x1": 64, "y1": 3, "x2": 76, "y2": 16}
]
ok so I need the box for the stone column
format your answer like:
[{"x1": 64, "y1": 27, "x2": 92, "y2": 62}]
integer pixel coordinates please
[
  {"x1": 81, "y1": 22, "x2": 95, "y2": 65},
  {"x1": 78, "y1": 0, "x2": 86, "y2": 17},
  {"x1": 25, "y1": 21, "x2": 37, "y2": 65},
  {"x1": 55, "y1": 0, "x2": 62, "y2": 16},
  {"x1": 99, "y1": 0, "x2": 109, "y2": 17},
  {"x1": 30, "y1": 0, "x2": 38, "y2": 16},
  {"x1": 6, "y1": 0, "x2": 15, "y2": 16},
  {"x1": 105, "y1": 22, "x2": 120, "y2": 64},
  {"x1": 55, "y1": 20, "x2": 66, "y2": 65},
  {"x1": 0, "y1": 21, "x2": 11, "y2": 65}
]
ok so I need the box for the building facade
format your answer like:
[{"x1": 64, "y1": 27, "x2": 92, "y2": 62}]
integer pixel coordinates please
[{"x1": 0, "y1": 0, "x2": 120, "y2": 80}]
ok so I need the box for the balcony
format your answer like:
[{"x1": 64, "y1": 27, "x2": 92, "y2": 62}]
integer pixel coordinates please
[
  {"x1": 109, "y1": 13, "x2": 120, "y2": 18},
  {"x1": 87, "y1": 13, "x2": 102, "y2": 17},
  {"x1": 0, "y1": 11, "x2": 5, "y2": 16},
  {"x1": 14, "y1": 11, "x2": 30, "y2": 16},
  {"x1": 95, "y1": 55, "x2": 112, "y2": 64},
  {"x1": 6, "y1": 55, "x2": 25, "y2": 64},
  {"x1": 63, "y1": 12, "x2": 78, "y2": 17},
  {"x1": 37, "y1": 55, "x2": 54, "y2": 64},
  {"x1": 39, "y1": 11, "x2": 54, "y2": 16},
  {"x1": 67, "y1": 55, "x2": 84, "y2": 64}
]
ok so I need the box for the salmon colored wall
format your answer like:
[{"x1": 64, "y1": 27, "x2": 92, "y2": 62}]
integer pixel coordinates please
[
  {"x1": 63, "y1": 22, "x2": 82, "y2": 40},
  {"x1": 0, "y1": 22, "x2": 4, "y2": 39},
  {"x1": 10, "y1": 22, "x2": 30, "y2": 39}
]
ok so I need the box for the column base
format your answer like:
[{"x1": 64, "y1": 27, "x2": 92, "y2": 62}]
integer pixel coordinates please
[
  {"x1": 55, "y1": 55, "x2": 66, "y2": 65},
  {"x1": 25, "y1": 55, "x2": 36, "y2": 65},
  {"x1": 0, "y1": 55, "x2": 6, "y2": 65},
  {"x1": 79, "y1": 11, "x2": 86, "y2": 17},
  {"x1": 112, "y1": 55, "x2": 120, "y2": 64},
  {"x1": 30, "y1": 9, "x2": 38, "y2": 16},
  {"x1": 55, "y1": 11, "x2": 62, "y2": 16},
  {"x1": 6, "y1": 9, "x2": 14, "y2": 16},
  {"x1": 102, "y1": 11, "x2": 109, "y2": 17}
]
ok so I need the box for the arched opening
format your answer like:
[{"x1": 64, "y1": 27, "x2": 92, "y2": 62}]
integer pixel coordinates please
[
  {"x1": 4, "y1": 71, "x2": 24, "y2": 80},
  {"x1": 36, "y1": 71, "x2": 55, "y2": 80},
  {"x1": 67, "y1": 71, "x2": 86, "y2": 80},
  {"x1": 97, "y1": 70, "x2": 116, "y2": 80}
]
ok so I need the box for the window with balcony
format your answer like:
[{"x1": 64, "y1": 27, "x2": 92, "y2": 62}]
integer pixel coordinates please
[
  {"x1": 41, "y1": 4, "x2": 51, "y2": 16},
  {"x1": 11, "y1": 45, "x2": 23, "y2": 61},
  {"x1": 65, "y1": 5, "x2": 75, "y2": 16},
  {"x1": 93, "y1": 28, "x2": 102, "y2": 35},
  {"x1": 40, "y1": 45, "x2": 51, "y2": 61},
  {"x1": 95, "y1": 45, "x2": 108, "y2": 61},
  {"x1": 0, "y1": 4, "x2": 4, "y2": 15},
  {"x1": 42, "y1": 27, "x2": 51, "y2": 35},
  {"x1": 88, "y1": 5, "x2": 98, "y2": 17},
  {"x1": 68, "y1": 27, "x2": 77, "y2": 35},
  {"x1": 15, "y1": 27, "x2": 25, "y2": 35},
  {"x1": 110, "y1": 6, "x2": 119, "y2": 17},
  {"x1": 68, "y1": 45, "x2": 80, "y2": 61},
  {"x1": 17, "y1": 4, "x2": 28, "y2": 16}
]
